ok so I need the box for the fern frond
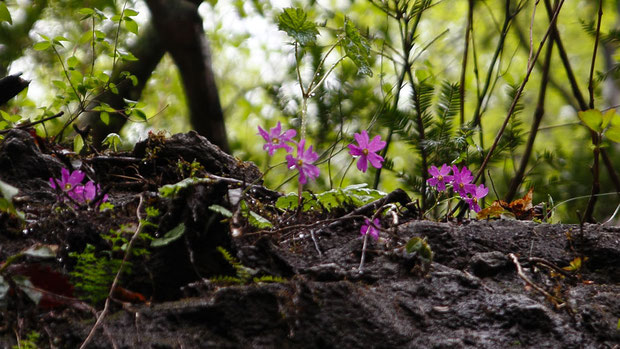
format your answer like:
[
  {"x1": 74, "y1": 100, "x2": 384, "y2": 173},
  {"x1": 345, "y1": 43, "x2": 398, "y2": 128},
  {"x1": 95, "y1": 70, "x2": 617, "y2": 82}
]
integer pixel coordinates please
[{"x1": 253, "y1": 275, "x2": 287, "y2": 283}]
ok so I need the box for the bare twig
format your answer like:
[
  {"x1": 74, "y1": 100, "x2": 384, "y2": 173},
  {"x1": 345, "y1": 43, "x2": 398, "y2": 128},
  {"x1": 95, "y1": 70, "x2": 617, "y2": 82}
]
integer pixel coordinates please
[
  {"x1": 583, "y1": 0, "x2": 604, "y2": 223},
  {"x1": 509, "y1": 253, "x2": 565, "y2": 306},
  {"x1": 475, "y1": 0, "x2": 565, "y2": 183},
  {"x1": 0, "y1": 111, "x2": 64, "y2": 135},
  {"x1": 80, "y1": 193, "x2": 146, "y2": 349},
  {"x1": 505, "y1": 12, "x2": 555, "y2": 201}
]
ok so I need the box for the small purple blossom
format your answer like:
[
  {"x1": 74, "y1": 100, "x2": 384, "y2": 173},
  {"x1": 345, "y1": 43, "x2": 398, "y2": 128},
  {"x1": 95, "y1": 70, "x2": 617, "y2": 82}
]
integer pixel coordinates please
[
  {"x1": 49, "y1": 168, "x2": 85, "y2": 194},
  {"x1": 257, "y1": 121, "x2": 297, "y2": 156},
  {"x1": 464, "y1": 184, "x2": 489, "y2": 212},
  {"x1": 451, "y1": 165, "x2": 475, "y2": 197},
  {"x1": 360, "y1": 218, "x2": 381, "y2": 240},
  {"x1": 50, "y1": 168, "x2": 108, "y2": 206},
  {"x1": 348, "y1": 130, "x2": 386, "y2": 173},
  {"x1": 426, "y1": 164, "x2": 452, "y2": 191},
  {"x1": 73, "y1": 181, "x2": 108, "y2": 205},
  {"x1": 286, "y1": 139, "x2": 320, "y2": 185}
]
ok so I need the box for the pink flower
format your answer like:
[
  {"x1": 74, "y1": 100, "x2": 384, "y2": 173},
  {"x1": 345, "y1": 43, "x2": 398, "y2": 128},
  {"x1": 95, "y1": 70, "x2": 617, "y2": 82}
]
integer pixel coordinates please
[
  {"x1": 360, "y1": 218, "x2": 381, "y2": 240},
  {"x1": 464, "y1": 184, "x2": 489, "y2": 212},
  {"x1": 426, "y1": 164, "x2": 452, "y2": 191},
  {"x1": 73, "y1": 181, "x2": 108, "y2": 205},
  {"x1": 49, "y1": 168, "x2": 85, "y2": 194},
  {"x1": 257, "y1": 121, "x2": 297, "y2": 156},
  {"x1": 451, "y1": 165, "x2": 475, "y2": 197},
  {"x1": 348, "y1": 130, "x2": 386, "y2": 173},
  {"x1": 286, "y1": 139, "x2": 320, "y2": 184}
]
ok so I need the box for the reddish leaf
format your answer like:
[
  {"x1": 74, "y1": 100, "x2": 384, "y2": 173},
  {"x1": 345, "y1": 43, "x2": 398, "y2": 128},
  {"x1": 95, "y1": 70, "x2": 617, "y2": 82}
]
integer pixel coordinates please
[
  {"x1": 112, "y1": 285, "x2": 146, "y2": 303},
  {"x1": 8, "y1": 263, "x2": 74, "y2": 309},
  {"x1": 477, "y1": 201, "x2": 510, "y2": 220}
]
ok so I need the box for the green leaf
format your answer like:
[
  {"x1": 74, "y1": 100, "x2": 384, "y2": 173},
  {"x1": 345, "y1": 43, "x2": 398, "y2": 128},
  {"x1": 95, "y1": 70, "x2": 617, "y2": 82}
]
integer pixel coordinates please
[
  {"x1": 74, "y1": 134, "x2": 84, "y2": 154},
  {"x1": 601, "y1": 109, "x2": 616, "y2": 129},
  {"x1": 23, "y1": 244, "x2": 58, "y2": 259},
  {"x1": 342, "y1": 19, "x2": 372, "y2": 77},
  {"x1": 248, "y1": 211, "x2": 273, "y2": 228},
  {"x1": 0, "y1": 2, "x2": 12, "y2": 24},
  {"x1": 13, "y1": 276, "x2": 43, "y2": 305},
  {"x1": 158, "y1": 177, "x2": 213, "y2": 198},
  {"x1": 209, "y1": 204, "x2": 233, "y2": 218},
  {"x1": 100, "y1": 111, "x2": 110, "y2": 125},
  {"x1": 277, "y1": 7, "x2": 319, "y2": 45},
  {"x1": 0, "y1": 179, "x2": 19, "y2": 200},
  {"x1": 67, "y1": 56, "x2": 79, "y2": 69},
  {"x1": 578, "y1": 109, "x2": 603, "y2": 132},
  {"x1": 151, "y1": 223, "x2": 185, "y2": 248},
  {"x1": 33, "y1": 41, "x2": 51, "y2": 51},
  {"x1": 275, "y1": 184, "x2": 386, "y2": 212},
  {"x1": 605, "y1": 125, "x2": 620, "y2": 143},
  {"x1": 123, "y1": 9, "x2": 139, "y2": 17},
  {"x1": 405, "y1": 237, "x2": 433, "y2": 263},
  {"x1": 124, "y1": 18, "x2": 138, "y2": 35},
  {"x1": 78, "y1": 8, "x2": 94, "y2": 15},
  {"x1": 102, "y1": 133, "x2": 122, "y2": 151}
]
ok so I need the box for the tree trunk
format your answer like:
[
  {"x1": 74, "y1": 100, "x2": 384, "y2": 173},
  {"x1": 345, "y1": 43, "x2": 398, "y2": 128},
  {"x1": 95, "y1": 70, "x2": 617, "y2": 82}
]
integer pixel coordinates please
[{"x1": 146, "y1": 0, "x2": 229, "y2": 153}]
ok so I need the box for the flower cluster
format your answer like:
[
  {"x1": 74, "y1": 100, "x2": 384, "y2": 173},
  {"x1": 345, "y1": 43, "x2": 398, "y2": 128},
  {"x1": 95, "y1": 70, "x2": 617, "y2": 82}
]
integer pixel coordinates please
[
  {"x1": 426, "y1": 164, "x2": 488, "y2": 212},
  {"x1": 258, "y1": 123, "x2": 387, "y2": 184},
  {"x1": 258, "y1": 122, "x2": 319, "y2": 184},
  {"x1": 49, "y1": 168, "x2": 108, "y2": 206}
]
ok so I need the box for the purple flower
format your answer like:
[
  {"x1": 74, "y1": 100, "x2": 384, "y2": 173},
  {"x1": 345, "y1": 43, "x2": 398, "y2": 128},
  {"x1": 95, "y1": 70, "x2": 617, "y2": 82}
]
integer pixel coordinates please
[
  {"x1": 451, "y1": 165, "x2": 475, "y2": 197},
  {"x1": 360, "y1": 218, "x2": 381, "y2": 240},
  {"x1": 286, "y1": 139, "x2": 320, "y2": 184},
  {"x1": 257, "y1": 121, "x2": 297, "y2": 156},
  {"x1": 464, "y1": 184, "x2": 489, "y2": 212},
  {"x1": 49, "y1": 168, "x2": 85, "y2": 194},
  {"x1": 348, "y1": 130, "x2": 386, "y2": 173},
  {"x1": 426, "y1": 164, "x2": 452, "y2": 191},
  {"x1": 73, "y1": 181, "x2": 108, "y2": 205}
]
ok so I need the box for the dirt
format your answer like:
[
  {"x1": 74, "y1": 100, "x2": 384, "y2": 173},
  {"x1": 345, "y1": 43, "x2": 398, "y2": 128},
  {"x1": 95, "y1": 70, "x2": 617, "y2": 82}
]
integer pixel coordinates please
[{"x1": 0, "y1": 129, "x2": 618, "y2": 348}]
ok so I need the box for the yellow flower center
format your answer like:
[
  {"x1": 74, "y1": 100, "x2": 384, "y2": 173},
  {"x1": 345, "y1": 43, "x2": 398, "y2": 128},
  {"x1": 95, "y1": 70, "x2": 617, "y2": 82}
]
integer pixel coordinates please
[
  {"x1": 273, "y1": 138, "x2": 279, "y2": 144},
  {"x1": 438, "y1": 175, "x2": 443, "y2": 181},
  {"x1": 64, "y1": 183, "x2": 72, "y2": 190},
  {"x1": 297, "y1": 159, "x2": 303, "y2": 167},
  {"x1": 459, "y1": 183, "x2": 464, "y2": 189},
  {"x1": 362, "y1": 149, "x2": 369, "y2": 156}
]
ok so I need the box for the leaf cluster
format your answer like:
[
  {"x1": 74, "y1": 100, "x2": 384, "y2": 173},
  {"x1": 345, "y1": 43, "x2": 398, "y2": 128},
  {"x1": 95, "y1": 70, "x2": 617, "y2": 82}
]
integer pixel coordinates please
[{"x1": 276, "y1": 184, "x2": 386, "y2": 212}]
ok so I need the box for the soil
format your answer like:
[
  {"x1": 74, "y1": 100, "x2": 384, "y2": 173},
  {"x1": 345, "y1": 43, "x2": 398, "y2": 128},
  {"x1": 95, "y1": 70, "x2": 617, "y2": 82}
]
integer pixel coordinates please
[{"x1": 0, "y1": 129, "x2": 618, "y2": 348}]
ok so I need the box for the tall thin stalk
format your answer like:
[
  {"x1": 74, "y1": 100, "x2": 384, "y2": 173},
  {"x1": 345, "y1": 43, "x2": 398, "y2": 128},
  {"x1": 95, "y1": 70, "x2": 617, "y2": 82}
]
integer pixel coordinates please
[
  {"x1": 583, "y1": 0, "x2": 604, "y2": 223},
  {"x1": 474, "y1": 0, "x2": 565, "y2": 183}
]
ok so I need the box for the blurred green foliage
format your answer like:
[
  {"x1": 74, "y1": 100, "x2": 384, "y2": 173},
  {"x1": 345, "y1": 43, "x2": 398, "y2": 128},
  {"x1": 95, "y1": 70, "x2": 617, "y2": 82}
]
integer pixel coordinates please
[{"x1": 1, "y1": 0, "x2": 619, "y2": 222}]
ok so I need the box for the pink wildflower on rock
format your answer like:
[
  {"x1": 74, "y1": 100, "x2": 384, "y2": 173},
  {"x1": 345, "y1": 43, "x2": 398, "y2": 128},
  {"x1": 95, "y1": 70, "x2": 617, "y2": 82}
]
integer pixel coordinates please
[
  {"x1": 348, "y1": 130, "x2": 386, "y2": 173},
  {"x1": 465, "y1": 184, "x2": 489, "y2": 212},
  {"x1": 451, "y1": 165, "x2": 475, "y2": 197},
  {"x1": 286, "y1": 139, "x2": 320, "y2": 184},
  {"x1": 257, "y1": 121, "x2": 297, "y2": 156},
  {"x1": 360, "y1": 218, "x2": 381, "y2": 240},
  {"x1": 49, "y1": 168, "x2": 85, "y2": 194},
  {"x1": 426, "y1": 164, "x2": 452, "y2": 191},
  {"x1": 73, "y1": 181, "x2": 108, "y2": 205}
]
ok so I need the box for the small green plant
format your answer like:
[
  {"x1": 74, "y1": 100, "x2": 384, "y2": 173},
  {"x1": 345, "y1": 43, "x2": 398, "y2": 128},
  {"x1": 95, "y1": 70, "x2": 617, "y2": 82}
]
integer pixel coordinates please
[
  {"x1": 210, "y1": 247, "x2": 285, "y2": 285},
  {"x1": 12, "y1": 330, "x2": 40, "y2": 349},
  {"x1": 0, "y1": 179, "x2": 24, "y2": 221},
  {"x1": 69, "y1": 244, "x2": 127, "y2": 304}
]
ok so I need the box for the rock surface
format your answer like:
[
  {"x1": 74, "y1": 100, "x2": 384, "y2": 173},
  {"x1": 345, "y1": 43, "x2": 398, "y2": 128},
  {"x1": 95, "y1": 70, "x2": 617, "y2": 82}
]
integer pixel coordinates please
[{"x1": 0, "y1": 130, "x2": 618, "y2": 348}]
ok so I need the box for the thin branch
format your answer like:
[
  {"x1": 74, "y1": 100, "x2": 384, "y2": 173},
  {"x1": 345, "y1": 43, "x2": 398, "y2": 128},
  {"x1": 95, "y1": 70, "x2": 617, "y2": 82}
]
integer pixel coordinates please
[
  {"x1": 459, "y1": 0, "x2": 474, "y2": 125},
  {"x1": 509, "y1": 253, "x2": 565, "y2": 306},
  {"x1": 475, "y1": 0, "x2": 565, "y2": 183},
  {"x1": 80, "y1": 194, "x2": 145, "y2": 349},
  {"x1": 583, "y1": 0, "x2": 604, "y2": 223},
  {"x1": 505, "y1": 14, "x2": 555, "y2": 201}
]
